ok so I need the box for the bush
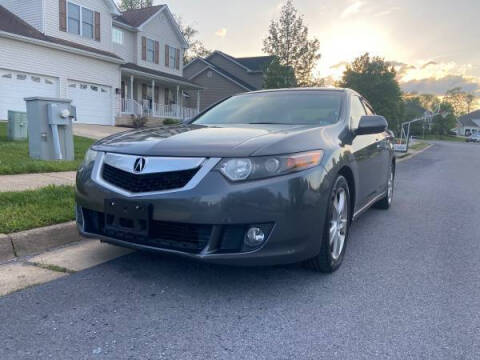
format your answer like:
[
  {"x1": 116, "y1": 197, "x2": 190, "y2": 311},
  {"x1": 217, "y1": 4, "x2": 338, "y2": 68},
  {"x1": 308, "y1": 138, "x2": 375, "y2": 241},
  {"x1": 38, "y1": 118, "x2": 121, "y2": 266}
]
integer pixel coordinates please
[
  {"x1": 163, "y1": 118, "x2": 181, "y2": 125},
  {"x1": 132, "y1": 115, "x2": 148, "y2": 129}
]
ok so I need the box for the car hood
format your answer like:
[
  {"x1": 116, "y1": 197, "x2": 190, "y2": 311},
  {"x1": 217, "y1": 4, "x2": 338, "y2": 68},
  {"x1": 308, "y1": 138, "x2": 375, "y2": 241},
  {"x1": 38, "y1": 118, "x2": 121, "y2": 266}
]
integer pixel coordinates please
[{"x1": 92, "y1": 124, "x2": 333, "y2": 157}]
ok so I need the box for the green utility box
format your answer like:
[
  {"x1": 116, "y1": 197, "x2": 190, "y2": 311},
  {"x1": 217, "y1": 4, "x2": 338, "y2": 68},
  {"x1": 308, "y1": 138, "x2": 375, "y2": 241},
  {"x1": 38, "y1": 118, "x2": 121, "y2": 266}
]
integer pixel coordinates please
[{"x1": 8, "y1": 111, "x2": 28, "y2": 140}]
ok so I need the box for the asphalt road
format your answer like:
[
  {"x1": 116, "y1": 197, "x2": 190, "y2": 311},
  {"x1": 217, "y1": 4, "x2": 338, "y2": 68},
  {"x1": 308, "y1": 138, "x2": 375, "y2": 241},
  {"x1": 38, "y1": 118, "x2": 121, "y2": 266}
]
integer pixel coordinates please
[{"x1": 1, "y1": 141, "x2": 479, "y2": 360}]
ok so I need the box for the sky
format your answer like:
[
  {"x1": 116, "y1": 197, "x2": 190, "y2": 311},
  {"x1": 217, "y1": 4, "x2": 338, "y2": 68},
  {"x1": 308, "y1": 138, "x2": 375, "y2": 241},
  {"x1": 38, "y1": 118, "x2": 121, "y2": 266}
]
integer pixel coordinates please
[{"x1": 132, "y1": 0, "x2": 480, "y2": 102}]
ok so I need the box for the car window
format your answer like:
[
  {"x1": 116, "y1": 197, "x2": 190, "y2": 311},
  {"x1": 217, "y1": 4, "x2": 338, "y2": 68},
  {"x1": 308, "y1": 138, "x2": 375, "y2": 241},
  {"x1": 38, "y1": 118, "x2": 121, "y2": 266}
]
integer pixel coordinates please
[
  {"x1": 350, "y1": 96, "x2": 367, "y2": 129},
  {"x1": 193, "y1": 91, "x2": 343, "y2": 126}
]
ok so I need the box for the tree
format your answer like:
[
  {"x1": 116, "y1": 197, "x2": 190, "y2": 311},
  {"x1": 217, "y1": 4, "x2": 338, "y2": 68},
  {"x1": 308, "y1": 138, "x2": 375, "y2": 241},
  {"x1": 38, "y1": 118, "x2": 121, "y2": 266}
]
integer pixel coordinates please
[
  {"x1": 119, "y1": 0, "x2": 152, "y2": 10},
  {"x1": 443, "y1": 87, "x2": 475, "y2": 117},
  {"x1": 263, "y1": 57, "x2": 297, "y2": 89},
  {"x1": 431, "y1": 102, "x2": 456, "y2": 135},
  {"x1": 175, "y1": 17, "x2": 211, "y2": 64},
  {"x1": 338, "y1": 53, "x2": 404, "y2": 132},
  {"x1": 263, "y1": 0, "x2": 321, "y2": 87}
]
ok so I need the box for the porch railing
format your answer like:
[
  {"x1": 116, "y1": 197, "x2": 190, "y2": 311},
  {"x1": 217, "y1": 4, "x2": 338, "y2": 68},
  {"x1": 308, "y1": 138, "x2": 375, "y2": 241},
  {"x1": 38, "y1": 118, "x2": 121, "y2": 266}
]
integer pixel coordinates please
[
  {"x1": 121, "y1": 99, "x2": 143, "y2": 117},
  {"x1": 121, "y1": 99, "x2": 199, "y2": 120},
  {"x1": 151, "y1": 103, "x2": 199, "y2": 120}
]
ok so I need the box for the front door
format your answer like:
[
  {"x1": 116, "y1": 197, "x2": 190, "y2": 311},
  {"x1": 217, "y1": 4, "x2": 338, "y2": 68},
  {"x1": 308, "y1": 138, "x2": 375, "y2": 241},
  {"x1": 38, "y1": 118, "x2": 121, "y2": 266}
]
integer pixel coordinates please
[{"x1": 350, "y1": 95, "x2": 382, "y2": 208}]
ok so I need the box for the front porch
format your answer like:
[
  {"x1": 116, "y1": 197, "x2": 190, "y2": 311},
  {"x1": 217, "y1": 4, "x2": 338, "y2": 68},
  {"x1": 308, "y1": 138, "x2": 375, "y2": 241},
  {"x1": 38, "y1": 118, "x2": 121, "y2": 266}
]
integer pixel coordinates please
[{"x1": 118, "y1": 64, "x2": 202, "y2": 125}]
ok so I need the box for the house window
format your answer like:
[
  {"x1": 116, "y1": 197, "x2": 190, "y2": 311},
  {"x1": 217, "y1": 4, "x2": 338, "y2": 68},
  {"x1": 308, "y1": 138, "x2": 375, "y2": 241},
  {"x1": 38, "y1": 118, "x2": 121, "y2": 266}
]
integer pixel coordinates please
[
  {"x1": 67, "y1": 2, "x2": 96, "y2": 39},
  {"x1": 146, "y1": 39, "x2": 155, "y2": 63},
  {"x1": 112, "y1": 28, "x2": 123, "y2": 44},
  {"x1": 67, "y1": 3, "x2": 80, "y2": 35},
  {"x1": 82, "y1": 8, "x2": 94, "y2": 39},
  {"x1": 168, "y1": 46, "x2": 178, "y2": 69}
]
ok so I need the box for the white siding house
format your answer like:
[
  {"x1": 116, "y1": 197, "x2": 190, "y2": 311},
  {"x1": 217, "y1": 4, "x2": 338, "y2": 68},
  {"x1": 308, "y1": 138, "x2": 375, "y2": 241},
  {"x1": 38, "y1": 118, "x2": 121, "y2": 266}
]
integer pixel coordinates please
[{"x1": 0, "y1": 1, "x2": 201, "y2": 126}]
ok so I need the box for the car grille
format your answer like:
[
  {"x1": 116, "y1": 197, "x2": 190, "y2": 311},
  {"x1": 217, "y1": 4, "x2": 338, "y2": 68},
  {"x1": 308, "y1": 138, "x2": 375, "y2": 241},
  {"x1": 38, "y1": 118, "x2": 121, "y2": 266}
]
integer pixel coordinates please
[{"x1": 102, "y1": 163, "x2": 199, "y2": 193}]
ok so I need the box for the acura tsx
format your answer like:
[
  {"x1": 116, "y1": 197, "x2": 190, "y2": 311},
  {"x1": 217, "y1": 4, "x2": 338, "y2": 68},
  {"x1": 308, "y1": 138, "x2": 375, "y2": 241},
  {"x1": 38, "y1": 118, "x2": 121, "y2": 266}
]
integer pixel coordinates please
[{"x1": 76, "y1": 88, "x2": 395, "y2": 273}]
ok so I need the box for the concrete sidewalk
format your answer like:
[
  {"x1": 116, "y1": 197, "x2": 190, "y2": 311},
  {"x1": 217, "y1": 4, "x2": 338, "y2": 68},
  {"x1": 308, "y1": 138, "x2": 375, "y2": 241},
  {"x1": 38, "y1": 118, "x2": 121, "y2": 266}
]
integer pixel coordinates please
[
  {"x1": 0, "y1": 171, "x2": 76, "y2": 192},
  {"x1": 73, "y1": 124, "x2": 128, "y2": 140}
]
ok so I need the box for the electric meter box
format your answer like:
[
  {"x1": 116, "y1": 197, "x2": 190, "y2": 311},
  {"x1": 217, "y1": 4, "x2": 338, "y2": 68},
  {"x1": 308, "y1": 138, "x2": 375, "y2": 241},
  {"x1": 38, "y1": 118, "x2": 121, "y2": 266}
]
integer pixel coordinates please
[
  {"x1": 7, "y1": 111, "x2": 28, "y2": 140},
  {"x1": 24, "y1": 97, "x2": 77, "y2": 161}
]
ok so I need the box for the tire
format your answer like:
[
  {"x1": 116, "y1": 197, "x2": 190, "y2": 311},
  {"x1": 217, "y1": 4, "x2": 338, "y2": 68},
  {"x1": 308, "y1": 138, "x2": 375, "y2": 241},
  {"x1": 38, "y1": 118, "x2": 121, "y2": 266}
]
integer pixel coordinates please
[
  {"x1": 374, "y1": 164, "x2": 395, "y2": 210},
  {"x1": 305, "y1": 175, "x2": 351, "y2": 273}
]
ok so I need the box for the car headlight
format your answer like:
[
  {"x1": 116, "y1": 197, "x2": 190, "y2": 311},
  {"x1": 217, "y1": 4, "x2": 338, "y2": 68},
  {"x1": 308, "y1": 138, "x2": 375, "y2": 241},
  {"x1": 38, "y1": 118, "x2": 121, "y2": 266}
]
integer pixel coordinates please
[
  {"x1": 83, "y1": 148, "x2": 98, "y2": 167},
  {"x1": 217, "y1": 150, "x2": 324, "y2": 182}
]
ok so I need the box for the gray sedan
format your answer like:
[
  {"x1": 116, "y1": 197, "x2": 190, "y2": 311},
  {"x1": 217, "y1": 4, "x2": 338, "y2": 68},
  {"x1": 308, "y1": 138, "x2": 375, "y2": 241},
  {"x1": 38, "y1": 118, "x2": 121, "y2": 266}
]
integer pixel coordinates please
[{"x1": 75, "y1": 88, "x2": 395, "y2": 273}]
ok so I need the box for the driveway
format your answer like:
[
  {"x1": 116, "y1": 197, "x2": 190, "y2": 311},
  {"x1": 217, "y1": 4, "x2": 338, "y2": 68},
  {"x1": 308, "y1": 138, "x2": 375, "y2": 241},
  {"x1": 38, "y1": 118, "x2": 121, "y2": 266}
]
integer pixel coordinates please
[
  {"x1": 0, "y1": 141, "x2": 479, "y2": 359},
  {"x1": 73, "y1": 124, "x2": 129, "y2": 140}
]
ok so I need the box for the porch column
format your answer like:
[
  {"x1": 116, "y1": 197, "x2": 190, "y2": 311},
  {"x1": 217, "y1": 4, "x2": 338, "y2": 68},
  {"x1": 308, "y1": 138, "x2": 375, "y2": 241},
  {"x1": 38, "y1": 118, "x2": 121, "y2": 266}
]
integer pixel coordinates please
[
  {"x1": 129, "y1": 75, "x2": 134, "y2": 101},
  {"x1": 151, "y1": 79, "x2": 155, "y2": 115},
  {"x1": 176, "y1": 85, "x2": 180, "y2": 117},
  {"x1": 196, "y1": 90, "x2": 201, "y2": 113}
]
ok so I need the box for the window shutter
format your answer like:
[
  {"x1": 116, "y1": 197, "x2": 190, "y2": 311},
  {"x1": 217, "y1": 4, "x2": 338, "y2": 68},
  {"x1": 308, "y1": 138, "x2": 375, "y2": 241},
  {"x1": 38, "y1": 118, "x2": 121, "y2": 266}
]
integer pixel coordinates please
[
  {"x1": 175, "y1": 49, "x2": 180, "y2": 70},
  {"x1": 59, "y1": 0, "x2": 67, "y2": 32},
  {"x1": 142, "y1": 84, "x2": 147, "y2": 100},
  {"x1": 164, "y1": 88, "x2": 169, "y2": 105},
  {"x1": 165, "y1": 45, "x2": 169, "y2": 67},
  {"x1": 141, "y1": 37, "x2": 147, "y2": 61},
  {"x1": 154, "y1": 41, "x2": 159, "y2": 64},
  {"x1": 94, "y1": 12, "x2": 101, "y2": 41}
]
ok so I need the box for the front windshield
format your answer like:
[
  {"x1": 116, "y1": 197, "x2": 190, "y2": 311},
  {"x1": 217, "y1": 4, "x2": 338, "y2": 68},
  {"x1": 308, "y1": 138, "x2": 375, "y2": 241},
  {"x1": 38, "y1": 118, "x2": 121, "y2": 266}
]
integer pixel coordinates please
[{"x1": 192, "y1": 91, "x2": 343, "y2": 126}]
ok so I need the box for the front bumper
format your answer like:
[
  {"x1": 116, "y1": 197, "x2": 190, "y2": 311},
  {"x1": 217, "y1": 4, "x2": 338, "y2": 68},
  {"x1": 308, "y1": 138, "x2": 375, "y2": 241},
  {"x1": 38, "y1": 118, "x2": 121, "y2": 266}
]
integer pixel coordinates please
[{"x1": 75, "y1": 162, "x2": 332, "y2": 266}]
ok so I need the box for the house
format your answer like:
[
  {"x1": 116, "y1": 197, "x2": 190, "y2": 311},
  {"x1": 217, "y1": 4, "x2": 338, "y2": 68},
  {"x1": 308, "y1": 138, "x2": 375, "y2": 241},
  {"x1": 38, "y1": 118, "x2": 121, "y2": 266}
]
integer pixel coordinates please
[
  {"x1": 0, "y1": 1, "x2": 202, "y2": 126},
  {"x1": 457, "y1": 110, "x2": 480, "y2": 136},
  {"x1": 184, "y1": 51, "x2": 275, "y2": 111}
]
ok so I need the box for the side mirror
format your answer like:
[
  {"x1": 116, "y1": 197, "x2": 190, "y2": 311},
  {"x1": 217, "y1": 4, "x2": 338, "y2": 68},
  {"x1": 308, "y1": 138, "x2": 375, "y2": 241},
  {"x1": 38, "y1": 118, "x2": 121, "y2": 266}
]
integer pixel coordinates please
[{"x1": 355, "y1": 115, "x2": 388, "y2": 135}]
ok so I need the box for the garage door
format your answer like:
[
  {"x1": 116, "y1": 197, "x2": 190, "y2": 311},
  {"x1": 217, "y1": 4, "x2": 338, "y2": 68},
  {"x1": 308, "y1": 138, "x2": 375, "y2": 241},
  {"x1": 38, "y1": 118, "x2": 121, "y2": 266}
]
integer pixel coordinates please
[
  {"x1": 68, "y1": 81, "x2": 112, "y2": 125},
  {"x1": 0, "y1": 69, "x2": 58, "y2": 119}
]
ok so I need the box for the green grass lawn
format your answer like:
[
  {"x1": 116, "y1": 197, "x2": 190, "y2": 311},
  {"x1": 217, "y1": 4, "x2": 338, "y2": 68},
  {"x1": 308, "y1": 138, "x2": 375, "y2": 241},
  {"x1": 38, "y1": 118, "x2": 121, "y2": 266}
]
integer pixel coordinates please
[
  {"x1": 0, "y1": 185, "x2": 75, "y2": 234},
  {"x1": 423, "y1": 134, "x2": 465, "y2": 143},
  {"x1": 0, "y1": 122, "x2": 95, "y2": 175},
  {"x1": 409, "y1": 142, "x2": 431, "y2": 151}
]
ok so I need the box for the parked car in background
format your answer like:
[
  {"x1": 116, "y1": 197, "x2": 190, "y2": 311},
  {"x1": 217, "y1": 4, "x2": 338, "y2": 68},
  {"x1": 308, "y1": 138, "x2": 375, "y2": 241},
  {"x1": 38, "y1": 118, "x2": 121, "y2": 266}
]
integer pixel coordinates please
[
  {"x1": 76, "y1": 88, "x2": 395, "y2": 273},
  {"x1": 466, "y1": 133, "x2": 480, "y2": 143}
]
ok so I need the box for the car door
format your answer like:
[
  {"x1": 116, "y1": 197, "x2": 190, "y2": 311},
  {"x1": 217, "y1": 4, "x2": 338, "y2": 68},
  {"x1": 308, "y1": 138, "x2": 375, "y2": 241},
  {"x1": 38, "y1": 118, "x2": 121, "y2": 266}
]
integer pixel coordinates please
[
  {"x1": 350, "y1": 96, "x2": 380, "y2": 207},
  {"x1": 362, "y1": 99, "x2": 390, "y2": 195}
]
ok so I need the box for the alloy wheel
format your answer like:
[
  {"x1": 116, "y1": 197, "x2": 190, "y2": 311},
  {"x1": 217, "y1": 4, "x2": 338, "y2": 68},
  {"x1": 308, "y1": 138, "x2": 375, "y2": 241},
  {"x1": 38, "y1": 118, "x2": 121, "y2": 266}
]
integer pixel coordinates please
[
  {"x1": 387, "y1": 169, "x2": 394, "y2": 205},
  {"x1": 329, "y1": 188, "x2": 348, "y2": 261}
]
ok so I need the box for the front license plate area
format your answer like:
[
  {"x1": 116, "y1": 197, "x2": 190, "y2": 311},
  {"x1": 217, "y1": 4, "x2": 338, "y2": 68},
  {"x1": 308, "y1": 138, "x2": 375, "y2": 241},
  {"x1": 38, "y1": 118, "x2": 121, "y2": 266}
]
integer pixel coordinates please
[{"x1": 104, "y1": 199, "x2": 151, "y2": 239}]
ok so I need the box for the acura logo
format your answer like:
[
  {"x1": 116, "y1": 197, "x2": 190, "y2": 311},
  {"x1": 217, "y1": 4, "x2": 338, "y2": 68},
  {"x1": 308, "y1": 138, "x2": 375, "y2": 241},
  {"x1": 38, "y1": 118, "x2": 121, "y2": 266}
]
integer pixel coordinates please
[{"x1": 133, "y1": 157, "x2": 146, "y2": 173}]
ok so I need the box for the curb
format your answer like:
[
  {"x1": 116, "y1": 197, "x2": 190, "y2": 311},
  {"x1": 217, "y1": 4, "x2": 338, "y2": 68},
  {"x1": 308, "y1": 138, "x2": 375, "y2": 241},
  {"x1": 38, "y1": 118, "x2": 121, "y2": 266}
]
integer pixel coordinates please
[
  {"x1": 396, "y1": 144, "x2": 433, "y2": 163},
  {"x1": 0, "y1": 222, "x2": 82, "y2": 262}
]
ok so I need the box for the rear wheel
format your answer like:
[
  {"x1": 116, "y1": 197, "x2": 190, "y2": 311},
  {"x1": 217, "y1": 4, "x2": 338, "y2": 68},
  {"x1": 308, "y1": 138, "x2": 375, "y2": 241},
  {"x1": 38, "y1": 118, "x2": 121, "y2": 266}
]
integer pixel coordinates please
[
  {"x1": 306, "y1": 175, "x2": 350, "y2": 273},
  {"x1": 374, "y1": 165, "x2": 394, "y2": 210}
]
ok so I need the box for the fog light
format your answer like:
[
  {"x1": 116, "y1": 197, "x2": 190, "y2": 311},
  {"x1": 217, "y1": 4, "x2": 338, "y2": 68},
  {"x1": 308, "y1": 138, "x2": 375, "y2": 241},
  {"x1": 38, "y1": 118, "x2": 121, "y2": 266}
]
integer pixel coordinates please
[{"x1": 245, "y1": 227, "x2": 265, "y2": 247}]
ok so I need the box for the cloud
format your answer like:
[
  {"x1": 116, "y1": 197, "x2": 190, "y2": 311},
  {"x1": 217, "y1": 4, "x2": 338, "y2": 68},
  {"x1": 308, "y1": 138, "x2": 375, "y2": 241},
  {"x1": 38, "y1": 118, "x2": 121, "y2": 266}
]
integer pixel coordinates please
[
  {"x1": 386, "y1": 61, "x2": 416, "y2": 77},
  {"x1": 330, "y1": 61, "x2": 349, "y2": 69},
  {"x1": 421, "y1": 61, "x2": 438, "y2": 69},
  {"x1": 401, "y1": 75, "x2": 480, "y2": 95},
  {"x1": 341, "y1": 1, "x2": 364, "y2": 19},
  {"x1": 374, "y1": 7, "x2": 400, "y2": 17},
  {"x1": 215, "y1": 28, "x2": 227, "y2": 38}
]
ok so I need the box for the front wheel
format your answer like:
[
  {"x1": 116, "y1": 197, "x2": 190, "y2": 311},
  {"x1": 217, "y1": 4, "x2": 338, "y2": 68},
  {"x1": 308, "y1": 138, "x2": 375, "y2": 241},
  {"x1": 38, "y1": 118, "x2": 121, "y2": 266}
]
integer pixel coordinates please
[
  {"x1": 305, "y1": 175, "x2": 350, "y2": 273},
  {"x1": 374, "y1": 165, "x2": 395, "y2": 210}
]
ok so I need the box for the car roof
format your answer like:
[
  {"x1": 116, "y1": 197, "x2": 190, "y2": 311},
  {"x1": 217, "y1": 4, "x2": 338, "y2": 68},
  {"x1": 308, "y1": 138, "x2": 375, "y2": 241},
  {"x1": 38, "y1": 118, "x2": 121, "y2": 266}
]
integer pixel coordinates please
[{"x1": 245, "y1": 87, "x2": 349, "y2": 95}]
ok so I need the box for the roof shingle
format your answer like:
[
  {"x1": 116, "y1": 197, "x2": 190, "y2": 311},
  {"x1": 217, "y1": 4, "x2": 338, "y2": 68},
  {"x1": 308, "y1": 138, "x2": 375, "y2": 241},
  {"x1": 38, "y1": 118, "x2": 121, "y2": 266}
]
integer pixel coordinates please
[
  {"x1": 113, "y1": 5, "x2": 164, "y2": 27},
  {"x1": 235, "y1": 56, "x2": 276, "y2": 72},
  {"x1": 458, "y1": 110, "x2": 480, "y2": 127}
]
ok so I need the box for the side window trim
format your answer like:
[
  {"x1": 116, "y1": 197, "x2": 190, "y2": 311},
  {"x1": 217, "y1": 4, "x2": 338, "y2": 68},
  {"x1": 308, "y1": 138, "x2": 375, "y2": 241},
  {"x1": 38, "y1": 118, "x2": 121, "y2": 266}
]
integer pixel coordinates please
[{"x1": 350, "y1": 95, "x2": 367, "y2": 130}]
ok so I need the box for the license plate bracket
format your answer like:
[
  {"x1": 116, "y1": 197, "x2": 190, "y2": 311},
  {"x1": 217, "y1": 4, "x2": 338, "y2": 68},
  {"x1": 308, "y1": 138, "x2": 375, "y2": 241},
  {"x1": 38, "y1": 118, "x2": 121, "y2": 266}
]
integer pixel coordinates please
[{"x1": 104, "y1": 199, "x2": 151, "y2": 238}]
